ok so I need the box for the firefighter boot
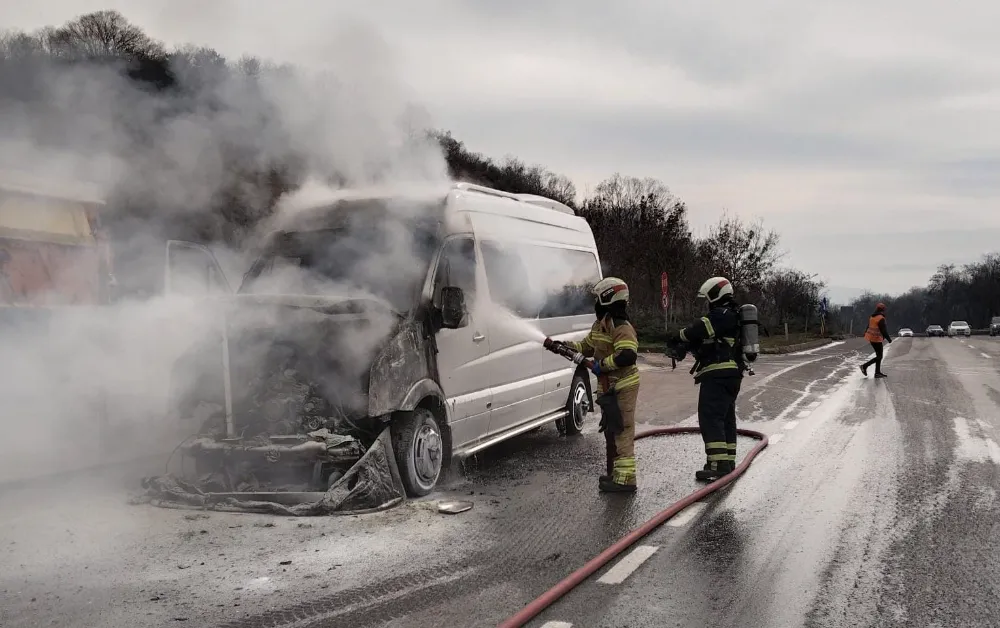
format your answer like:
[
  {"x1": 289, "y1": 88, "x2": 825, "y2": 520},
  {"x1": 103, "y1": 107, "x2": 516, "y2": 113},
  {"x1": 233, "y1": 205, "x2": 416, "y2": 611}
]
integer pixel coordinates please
[
  {"x1": 600, "y1": 456, "x2": 637, "y2": 493},
  {"x1": 695, "y1": 460, "x2": 734, "y2": 482}
]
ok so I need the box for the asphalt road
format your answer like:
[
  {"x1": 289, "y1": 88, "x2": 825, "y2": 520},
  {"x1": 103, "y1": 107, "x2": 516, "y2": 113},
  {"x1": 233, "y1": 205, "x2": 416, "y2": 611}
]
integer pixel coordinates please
[{"x1": 2, "y1": 337, "x2": 998, "y2": 628}]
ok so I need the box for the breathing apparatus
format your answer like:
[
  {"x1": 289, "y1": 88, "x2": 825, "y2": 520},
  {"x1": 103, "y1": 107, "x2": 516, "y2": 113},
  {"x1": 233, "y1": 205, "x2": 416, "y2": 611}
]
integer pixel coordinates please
[{"x1": 668, "y1": 277, "x2": 761, "y2": 376}]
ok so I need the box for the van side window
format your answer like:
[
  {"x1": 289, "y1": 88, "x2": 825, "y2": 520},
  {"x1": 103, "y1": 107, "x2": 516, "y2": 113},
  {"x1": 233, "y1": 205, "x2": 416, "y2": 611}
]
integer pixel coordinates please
[
  {"x1": 433, "y1": 237, "x2": 477, "y2": 306},
  {"x1": 481, "y1": 241, "x2": 535, "y2": 317},
  {"x1": 481, "y1": 240, "x2": 600, "y2": 319}
]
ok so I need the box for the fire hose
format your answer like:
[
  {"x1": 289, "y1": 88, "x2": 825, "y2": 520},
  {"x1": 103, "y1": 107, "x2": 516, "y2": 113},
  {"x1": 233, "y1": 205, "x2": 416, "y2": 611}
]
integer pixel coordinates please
[
  {"x1": 499, "y1": 426, "x2": 767, "y2": 627},
  {"x1": 499, "y1": 340, "x2": 770, "y2": 628}
]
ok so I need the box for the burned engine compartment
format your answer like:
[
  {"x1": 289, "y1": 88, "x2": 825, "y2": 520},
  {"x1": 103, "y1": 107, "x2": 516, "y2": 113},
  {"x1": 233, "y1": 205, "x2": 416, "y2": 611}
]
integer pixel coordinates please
[{"x1": 138, "y1": 297, "x2": 410, "y2": 515}]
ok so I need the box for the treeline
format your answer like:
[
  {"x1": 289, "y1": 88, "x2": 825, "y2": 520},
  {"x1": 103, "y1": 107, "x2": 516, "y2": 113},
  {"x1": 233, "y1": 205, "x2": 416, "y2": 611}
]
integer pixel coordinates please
[
  {"x1": 849, "y1": 255, "x2": 1000, "y2": 332},
  {"x1": 0, "y1": 10, "x2": 827, "y2": 335},
  {"x1": 435, "y1": 138, "x2": 825, "y2": 336}
]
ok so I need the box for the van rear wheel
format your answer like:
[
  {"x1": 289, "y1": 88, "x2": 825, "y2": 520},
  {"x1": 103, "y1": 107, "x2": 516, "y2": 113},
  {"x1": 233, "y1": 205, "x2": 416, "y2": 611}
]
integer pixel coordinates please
[
  {"x1": 391, "y1": 408, "x2": 444, "y2": 497},
  {"x1": 560, "y1": 373, "x2": 589, "y2": 436}
]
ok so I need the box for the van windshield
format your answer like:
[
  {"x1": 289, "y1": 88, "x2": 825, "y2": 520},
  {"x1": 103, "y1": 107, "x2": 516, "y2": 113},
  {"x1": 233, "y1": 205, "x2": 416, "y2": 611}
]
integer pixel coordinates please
[{"x1": 240, "y1": 218, "x2": 440, "y2": 312}]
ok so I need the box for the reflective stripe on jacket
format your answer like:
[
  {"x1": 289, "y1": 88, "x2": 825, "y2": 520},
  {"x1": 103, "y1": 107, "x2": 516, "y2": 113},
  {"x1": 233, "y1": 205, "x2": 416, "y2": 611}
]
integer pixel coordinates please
[
  {"x1": 679, "y1": 305, "x2": 741, "y2": 381},
  {"x1": 567, "y1": 319, "x2": 640, "y2": 393}
]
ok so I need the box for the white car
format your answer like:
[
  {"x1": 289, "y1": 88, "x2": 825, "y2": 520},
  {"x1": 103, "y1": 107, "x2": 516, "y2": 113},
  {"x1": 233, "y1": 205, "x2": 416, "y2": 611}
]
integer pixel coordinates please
[
  {"x1": 899, "y1": 328, "x2": 913, "y2": 337},
  {"x1": 948, "y1": 321, "x2": 972, "y2": 337}
]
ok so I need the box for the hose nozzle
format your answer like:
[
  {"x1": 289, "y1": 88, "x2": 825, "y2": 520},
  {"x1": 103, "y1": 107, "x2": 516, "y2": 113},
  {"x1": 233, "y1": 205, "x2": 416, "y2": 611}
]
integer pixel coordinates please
[{"x1": 543, "y1": 337, "x2": 588, "y2": 366}]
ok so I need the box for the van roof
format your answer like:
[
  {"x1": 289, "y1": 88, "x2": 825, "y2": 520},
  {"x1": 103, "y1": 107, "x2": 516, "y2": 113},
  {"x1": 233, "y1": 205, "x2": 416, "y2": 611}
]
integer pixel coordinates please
[
  {"x1": 273, "y1": 181, "x2": 584, "y2": 234},
  {"x1": 450, "y1": 183, "x2": 576, "y2": 215}
]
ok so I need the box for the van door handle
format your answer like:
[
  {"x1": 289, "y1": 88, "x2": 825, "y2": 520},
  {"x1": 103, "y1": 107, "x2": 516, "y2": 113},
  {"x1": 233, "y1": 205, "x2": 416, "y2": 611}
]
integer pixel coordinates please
[{"x1": 473, "y1": 332, "x2": 486, "y2": 343}]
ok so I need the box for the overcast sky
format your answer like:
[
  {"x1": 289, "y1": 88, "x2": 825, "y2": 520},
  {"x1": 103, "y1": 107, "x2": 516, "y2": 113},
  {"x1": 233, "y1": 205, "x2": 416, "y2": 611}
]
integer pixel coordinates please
[{"x1": 4, "y1": 1, "x2": 1000, "y2": 301}]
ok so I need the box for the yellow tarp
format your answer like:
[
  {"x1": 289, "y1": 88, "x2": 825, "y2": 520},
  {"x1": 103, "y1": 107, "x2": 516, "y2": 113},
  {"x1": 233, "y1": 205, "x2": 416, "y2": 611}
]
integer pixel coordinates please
[{"x1": 0, "y1": 193, "x2": 96, "y2": 245}]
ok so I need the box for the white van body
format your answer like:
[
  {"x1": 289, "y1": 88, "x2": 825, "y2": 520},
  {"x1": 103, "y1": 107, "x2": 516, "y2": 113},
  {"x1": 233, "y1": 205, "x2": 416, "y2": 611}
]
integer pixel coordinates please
[{"x1": 165, "y1": 182, "x2": 602, "y2": 497}]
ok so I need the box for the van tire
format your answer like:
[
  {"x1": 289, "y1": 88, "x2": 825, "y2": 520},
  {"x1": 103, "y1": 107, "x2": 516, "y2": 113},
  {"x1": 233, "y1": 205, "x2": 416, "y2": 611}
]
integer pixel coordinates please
[
  {"x1": 562, "y1": 373, "x2": 590, "y2": 436},
  {"x1": 391, "y1": 408, "x2": 444, "y2": 497}
]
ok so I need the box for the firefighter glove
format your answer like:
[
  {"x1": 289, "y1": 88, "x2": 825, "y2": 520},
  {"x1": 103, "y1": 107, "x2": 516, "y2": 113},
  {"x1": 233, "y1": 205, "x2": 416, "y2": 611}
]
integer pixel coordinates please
[{"x1": 590, "y1": 361, "x2": 603, "y2": 376}]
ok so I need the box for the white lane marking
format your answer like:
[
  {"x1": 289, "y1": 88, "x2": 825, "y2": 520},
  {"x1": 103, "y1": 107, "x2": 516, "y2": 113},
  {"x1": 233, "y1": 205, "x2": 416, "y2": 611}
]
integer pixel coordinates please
[
  {"x1": 597, "y1": 545, "x2": 659, "y2": 584},
  {"x1": 808, "y1": 401, "x2": 821, "y2": 408},
  {"x1": 784, "y1": 420, "x2": 799, "y2": 430},
  {"x1": 969, "y1": 344, "x2": 977, "y2": 350},
  {"x1": 769, "y1": 433, "x2": 785, "y2": 444},
  {"x1": 797, "y1": 410, "x2": 812, "y2": 418},
  {"x1": 796, "y1": 340, "x2": 847, "y2": 355},
  {"x1": 675, "y1": 353, "x2": 850, "y2": 429},
  {"x1": 541, "y1": 622, "x2": 574, "y2": 628},
  {"x1": 667, "y1": 502, "x2": 708, "y2": 528}
]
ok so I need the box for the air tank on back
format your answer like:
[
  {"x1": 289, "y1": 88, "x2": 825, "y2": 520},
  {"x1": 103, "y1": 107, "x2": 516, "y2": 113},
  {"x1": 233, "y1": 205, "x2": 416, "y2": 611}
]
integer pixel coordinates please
[{"x1": 739, "y1": 304, "x2": 760, "y2": 362}]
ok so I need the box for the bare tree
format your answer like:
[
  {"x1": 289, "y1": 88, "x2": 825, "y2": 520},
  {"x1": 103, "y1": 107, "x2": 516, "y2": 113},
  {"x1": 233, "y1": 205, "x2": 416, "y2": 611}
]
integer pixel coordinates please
[
  {"x1": 543, "y1": 172, "x2": 577, "y2": 207},
  {"x1": 699, "y1": 212, "x2": 783, "y2": 296},
  {"x1": 762, "y1": 268, "x2": 824, "y2": 325},
  {"x1": 580, "y1": 174, "x2": 694, "y2": 322},
  {"x1": 235, "y1": 55, "x2": 262, "y2": 78},
  {"x1": 0, "y1": 30, "x2": 47, "y2": 60},
  {"x1": 46, "y1": 11, "x2": 164, "y2": 60}
]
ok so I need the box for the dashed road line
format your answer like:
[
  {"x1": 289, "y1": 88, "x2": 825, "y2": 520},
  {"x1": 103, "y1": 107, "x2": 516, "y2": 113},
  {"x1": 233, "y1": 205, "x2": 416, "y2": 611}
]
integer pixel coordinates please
[
  {"x1": 981, "y1": 352, "x2": 991, "y2": 359},
  {"x1": 541, "y1": 622, "x2": 573, "y2": 628},
  {"x1": 597, "y1": 545, "x2": 659, "y2": 585},
  {"x1": 784, "y1": 420, "x2": 799, "y2": 430},
  {"x1": 796, "y1": 410, "x2": 812, "y2": 418},
  {"x1": 969, "y1": 344, "x2": 977, "y2": 350},
  {"x1": 667, "y1": 502, "x2": 708, "y2": 528},
  {"x1": 769, "y1": 433, "x2": 785, "y2": 444}
]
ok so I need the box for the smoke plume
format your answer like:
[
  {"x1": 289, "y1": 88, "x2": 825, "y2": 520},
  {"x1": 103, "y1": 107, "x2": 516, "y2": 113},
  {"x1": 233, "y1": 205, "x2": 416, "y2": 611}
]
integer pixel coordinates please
[{"x1": 0, "y1": 8, "x2": 450, "y2": 483}]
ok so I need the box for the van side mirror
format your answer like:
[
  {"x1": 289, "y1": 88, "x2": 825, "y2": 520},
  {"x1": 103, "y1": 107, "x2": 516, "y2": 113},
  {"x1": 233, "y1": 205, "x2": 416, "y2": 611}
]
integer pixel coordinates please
[{"x1": 440, "y1": 286, "x2": 467, "y2": 329}]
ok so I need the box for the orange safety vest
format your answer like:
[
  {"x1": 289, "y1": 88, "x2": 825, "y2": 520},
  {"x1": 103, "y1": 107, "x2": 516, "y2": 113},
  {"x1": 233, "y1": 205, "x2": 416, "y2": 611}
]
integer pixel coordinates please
[{"x1": 864, "y1": 314, "x2": 884, "y2": 342}]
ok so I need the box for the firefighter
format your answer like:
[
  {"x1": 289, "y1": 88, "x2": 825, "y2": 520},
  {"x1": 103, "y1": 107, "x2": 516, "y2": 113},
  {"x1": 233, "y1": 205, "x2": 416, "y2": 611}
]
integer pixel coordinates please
[
  {"x1": 671, "y1": 276, "x2": 745, "y2": 482},
  {"x1": 860, "y1": 303, "x2": 891, "y2": 378},
  {"x1": 550, "y1": 277, "x2": 640, "y2": 493}
]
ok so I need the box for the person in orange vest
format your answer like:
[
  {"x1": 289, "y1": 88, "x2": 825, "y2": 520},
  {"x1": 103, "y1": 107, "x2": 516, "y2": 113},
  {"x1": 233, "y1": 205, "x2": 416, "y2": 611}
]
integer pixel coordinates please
[{"x1": 860, "y1": 303, "x2": 892, "y2": 378}]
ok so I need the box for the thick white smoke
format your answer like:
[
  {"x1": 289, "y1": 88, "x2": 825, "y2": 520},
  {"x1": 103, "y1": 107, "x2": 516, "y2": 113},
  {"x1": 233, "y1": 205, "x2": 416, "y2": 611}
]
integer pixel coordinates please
[{"x1": 0, "y1": 10, "x2": 451, "y2": 483}]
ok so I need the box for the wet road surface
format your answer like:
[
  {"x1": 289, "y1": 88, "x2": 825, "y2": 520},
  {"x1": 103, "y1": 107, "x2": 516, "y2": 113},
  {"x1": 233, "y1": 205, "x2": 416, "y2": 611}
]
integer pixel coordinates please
[{"x1": 3, "y1": 337, "x2": 999, "y2": 627}]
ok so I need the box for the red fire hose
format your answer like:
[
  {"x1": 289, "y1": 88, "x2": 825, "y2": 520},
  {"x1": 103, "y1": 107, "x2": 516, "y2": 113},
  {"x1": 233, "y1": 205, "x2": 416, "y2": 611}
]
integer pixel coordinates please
[{"x1": 498, "y1": 425, "x2": 768, "y2": 628}]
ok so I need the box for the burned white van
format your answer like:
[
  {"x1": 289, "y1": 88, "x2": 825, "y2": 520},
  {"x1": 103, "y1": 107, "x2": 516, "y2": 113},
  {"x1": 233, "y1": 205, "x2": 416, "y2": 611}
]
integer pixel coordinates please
[{"x1": 160, "y1": 183, "x2": 602, "y2": 508}]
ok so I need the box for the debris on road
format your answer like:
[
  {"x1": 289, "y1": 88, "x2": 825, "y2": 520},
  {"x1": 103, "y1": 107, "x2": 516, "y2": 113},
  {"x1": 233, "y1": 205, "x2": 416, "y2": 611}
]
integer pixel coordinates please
[
  {"x1": 134, "y1": 427, "x2": 405, "y2": 516},
  {"x1": 437, "y1": 500, "x2": 473, "y2": 515}
]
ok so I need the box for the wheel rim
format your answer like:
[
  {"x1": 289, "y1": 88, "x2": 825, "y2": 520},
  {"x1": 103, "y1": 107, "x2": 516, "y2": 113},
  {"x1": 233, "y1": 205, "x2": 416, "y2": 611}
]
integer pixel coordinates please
[
  {"x1": 570, "y1": 382, "x2": 588, "y2": 431},
  {"x1": 412, "y1": 423, "x2": 443, "y2": 489}
]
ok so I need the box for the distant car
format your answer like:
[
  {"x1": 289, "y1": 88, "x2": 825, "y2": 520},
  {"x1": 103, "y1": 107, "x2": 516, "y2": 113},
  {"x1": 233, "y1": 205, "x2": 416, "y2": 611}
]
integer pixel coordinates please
[
  {"x1": 948, "y1": 321, "x2": 972, "y2": 337},
  {"x1": 899, "y1": 328, "x2": 913, "y2": 337},
  {"x1": 990, "y1": 316, "x2": 1000, "y2": 336},
  {"x1": 926, "y1": 325, "x2": 945, "y2": 337}
]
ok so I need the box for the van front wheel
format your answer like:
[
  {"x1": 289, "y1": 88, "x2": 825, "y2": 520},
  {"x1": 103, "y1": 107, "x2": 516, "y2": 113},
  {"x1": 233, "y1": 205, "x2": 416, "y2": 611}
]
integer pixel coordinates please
[
  {"x1": 560, "y1": 373, "x2": 589, "y2": 436},
  {"x1": 392, "y1": 408, "x2": 444, "y2": 497}
]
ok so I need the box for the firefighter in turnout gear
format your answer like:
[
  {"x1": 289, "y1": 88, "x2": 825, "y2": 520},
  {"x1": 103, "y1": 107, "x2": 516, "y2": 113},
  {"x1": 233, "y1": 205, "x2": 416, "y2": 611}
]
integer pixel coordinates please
[
  {"x1": 562, "y1": 277, "x2": 641, "y2": 493},
  {"x1": 671, "y1": 277, "x2": 745, "y2": 482}
]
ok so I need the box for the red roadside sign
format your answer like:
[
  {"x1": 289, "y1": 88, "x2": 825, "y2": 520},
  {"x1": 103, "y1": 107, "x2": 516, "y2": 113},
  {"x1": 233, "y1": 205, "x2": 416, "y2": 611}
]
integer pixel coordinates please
[{"x1": 660, "y1": 271, "x2": 669, "y2": 310}]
